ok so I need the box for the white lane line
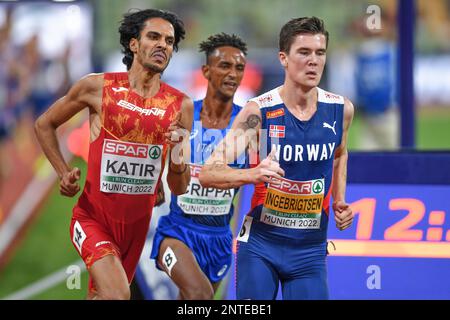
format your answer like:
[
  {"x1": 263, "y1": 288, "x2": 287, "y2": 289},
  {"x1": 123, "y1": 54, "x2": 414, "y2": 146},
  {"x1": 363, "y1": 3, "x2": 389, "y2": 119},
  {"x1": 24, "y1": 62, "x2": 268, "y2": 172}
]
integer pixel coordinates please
[
  {"x1": 2, "y1": 260, "x2": 86, "y2": 300},
  {"x1": 0, "y1": 163, "x2": 57, "y2": 255},
  {"x1": 0, "y1": 123, "x2": 82, "y2": 259}
]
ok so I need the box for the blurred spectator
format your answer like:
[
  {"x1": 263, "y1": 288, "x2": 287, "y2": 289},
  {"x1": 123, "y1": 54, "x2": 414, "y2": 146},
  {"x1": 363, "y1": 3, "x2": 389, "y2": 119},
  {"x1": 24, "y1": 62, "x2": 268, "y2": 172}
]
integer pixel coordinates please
[
  {"x1": 0, "y1": 5, "x2": 72, "y2": 193},
  {"x1": 0, "y1": 6, "x2": 24, "y2": 188},
  {"x1": 352, "y1": 9, "x2": 399, "y2": 150},
  {"x1": 0, "y1": 7, "x2": 26, "y2": 141},
  {"x1": 417, "y1": 0, "x2": 450, "y2": 53},
  {"x1": 21, "y1": 34, "x2": 71, "y2": 119},
  {"x1": 1, "y1": 25, "x2": 71, "y2": 143}
]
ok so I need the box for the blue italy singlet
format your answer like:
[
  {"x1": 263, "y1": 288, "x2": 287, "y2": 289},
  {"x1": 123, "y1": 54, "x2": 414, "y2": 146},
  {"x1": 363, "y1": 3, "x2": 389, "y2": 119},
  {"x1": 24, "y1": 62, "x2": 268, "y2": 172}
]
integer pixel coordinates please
[
  {"x1": 151, "y1": 100, "x2": 246, "y2": 283},
  {"x1": 169, "y1": 100, "x2": 246, "y2": 226}
]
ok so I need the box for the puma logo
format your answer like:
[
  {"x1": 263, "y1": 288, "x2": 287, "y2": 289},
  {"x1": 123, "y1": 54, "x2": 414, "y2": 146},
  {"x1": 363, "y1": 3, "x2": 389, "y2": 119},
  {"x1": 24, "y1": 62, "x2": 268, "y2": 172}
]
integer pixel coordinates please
[
  {"x1": 323, "y1": 121, "x2": 336, "y2": 135},
  {"x1": 112, "y1": 87, "x2": 128, "y2": 93}
]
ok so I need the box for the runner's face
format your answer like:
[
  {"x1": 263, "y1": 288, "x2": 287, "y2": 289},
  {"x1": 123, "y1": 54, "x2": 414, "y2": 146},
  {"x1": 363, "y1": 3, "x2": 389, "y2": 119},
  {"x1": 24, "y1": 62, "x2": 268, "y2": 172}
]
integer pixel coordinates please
[
  {"x1": 280, "y1": 33, "x2": 327, "y2": 89},
  {"x1": 204, "y1": 46, "x2": 246, "y2": 99},
  {"x1": 132, "y1": 17, "x2": 175, "y2": 73}
]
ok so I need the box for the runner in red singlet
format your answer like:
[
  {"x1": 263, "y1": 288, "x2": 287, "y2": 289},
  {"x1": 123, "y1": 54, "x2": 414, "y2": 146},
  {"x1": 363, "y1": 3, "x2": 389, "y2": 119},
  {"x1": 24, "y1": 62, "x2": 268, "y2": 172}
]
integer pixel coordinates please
[{"x1": 34, "y1": 9, "x2": 193, "y2": 300}]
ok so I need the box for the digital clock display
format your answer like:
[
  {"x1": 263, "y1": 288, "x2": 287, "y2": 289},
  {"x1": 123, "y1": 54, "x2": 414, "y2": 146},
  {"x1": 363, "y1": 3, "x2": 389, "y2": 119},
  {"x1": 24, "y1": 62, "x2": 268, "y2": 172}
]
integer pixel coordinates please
[
  {"x1": 329, "y1": 184, "x2": 450, "y2": 258},
  {"x1": 327, "y1": 184, "x2": 450, "y2": 299}
]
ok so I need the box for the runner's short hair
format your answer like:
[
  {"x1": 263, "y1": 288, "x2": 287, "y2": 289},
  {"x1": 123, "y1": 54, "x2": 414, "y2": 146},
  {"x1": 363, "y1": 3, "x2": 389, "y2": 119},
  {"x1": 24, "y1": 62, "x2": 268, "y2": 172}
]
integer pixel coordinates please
[
  {"x1": 199, "y1": 33, "x2": 247, "y2": 63},
  {"x1": 279, "y1": 16, "x2": 329, "y2": 53}
]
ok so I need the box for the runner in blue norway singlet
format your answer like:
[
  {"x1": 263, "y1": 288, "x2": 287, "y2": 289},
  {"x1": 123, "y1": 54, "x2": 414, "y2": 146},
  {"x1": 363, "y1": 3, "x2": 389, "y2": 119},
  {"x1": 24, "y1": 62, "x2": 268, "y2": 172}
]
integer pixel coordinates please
[
  {"x1": 151, "y1": 100, "x2": 246, "y2": 283},
  {"x1": 236, "y1": 86, "x2": 344, "y2": 299}
]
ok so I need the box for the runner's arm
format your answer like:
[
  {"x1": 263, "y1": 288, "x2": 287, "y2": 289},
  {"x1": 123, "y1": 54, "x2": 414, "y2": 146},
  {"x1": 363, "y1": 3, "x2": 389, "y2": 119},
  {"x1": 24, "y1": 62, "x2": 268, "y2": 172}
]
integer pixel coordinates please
[
  {"x1": 34, "y1": 73, "x2": 102, "y2": 179},
  {"x1": 166, "y1": 96, "x2": 193, "y2": 195},
  {"x1": 332, "y1": 98, "x2": 355, "y2": 230},
  {"x1": 199, "y1": 101, "x2": 284, "y2": 189},
  {"x1": 332, "y1": 98, "x2": 354, "y2": 202}
]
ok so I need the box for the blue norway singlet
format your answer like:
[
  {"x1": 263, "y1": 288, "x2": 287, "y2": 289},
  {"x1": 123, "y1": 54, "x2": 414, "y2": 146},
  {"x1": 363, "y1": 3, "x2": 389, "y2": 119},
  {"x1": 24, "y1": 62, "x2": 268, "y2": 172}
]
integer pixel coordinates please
[
  {"x1": 247, "y1": 86, "x2": 344, "y2": 243},
  {"x1": 168, "y1": 100, "x2": 246, "y2": 227}
]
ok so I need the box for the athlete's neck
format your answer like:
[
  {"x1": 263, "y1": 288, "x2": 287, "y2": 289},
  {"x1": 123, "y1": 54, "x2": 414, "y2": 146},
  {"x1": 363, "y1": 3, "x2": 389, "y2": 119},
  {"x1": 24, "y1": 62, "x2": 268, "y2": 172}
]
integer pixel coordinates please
[
  {"x1": 279, "y1": 81, "x2": 318, "y2": 117},
  {"x1": 127, "y1": 64, "x2": 161, "y2": 98},
  {"x1": 200, "y1": 90, "x2": 233, "y2": 127}
]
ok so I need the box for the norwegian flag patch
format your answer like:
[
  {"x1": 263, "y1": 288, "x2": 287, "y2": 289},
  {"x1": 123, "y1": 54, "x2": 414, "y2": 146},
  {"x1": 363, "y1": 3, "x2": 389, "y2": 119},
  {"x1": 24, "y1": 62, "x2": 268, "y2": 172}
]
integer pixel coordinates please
[{"x1": 269, "y1": 125, "x2": 285, "y2": 138}]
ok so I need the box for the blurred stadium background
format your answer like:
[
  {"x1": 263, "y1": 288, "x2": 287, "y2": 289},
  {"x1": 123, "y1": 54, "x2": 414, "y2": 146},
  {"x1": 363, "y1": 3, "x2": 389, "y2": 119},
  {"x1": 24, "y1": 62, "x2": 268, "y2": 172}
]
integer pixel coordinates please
[{"x1": 0, "y1": 0, "x2": 449, "y2": 300}]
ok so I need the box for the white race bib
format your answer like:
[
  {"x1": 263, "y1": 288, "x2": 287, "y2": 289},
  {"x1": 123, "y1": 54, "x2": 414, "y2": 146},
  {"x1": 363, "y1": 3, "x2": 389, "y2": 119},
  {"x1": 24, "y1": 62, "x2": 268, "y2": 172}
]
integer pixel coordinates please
[
  {"x1": 237, "y1": 216, "x2": 253, "y2": 243},
  {"x1": 177, "y1": 164, "x2": 235, "y2": 216},
  {"x1": 100, "y1": 139, "x2": 162, "y2": 195},
  {"x1": 261, "y1": 176, "x2": 324, "y2": 229}
]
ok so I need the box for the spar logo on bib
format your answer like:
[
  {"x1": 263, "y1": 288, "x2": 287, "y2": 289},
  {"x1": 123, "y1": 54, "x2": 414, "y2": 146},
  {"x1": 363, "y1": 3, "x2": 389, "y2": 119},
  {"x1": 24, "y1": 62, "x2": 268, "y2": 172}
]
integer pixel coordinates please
[
  {"x1": 100, "y1": 139, "x2": 162, "y2": 195},
  {"x1": 312, "y1": 180, "x2": 324, "y2": 194},
  {"x1": 149, "y1": 146, "x2": 161, "y2": 159},
  {"x1": 104, "y1": 140, "x2": 150, "y2": 158}
]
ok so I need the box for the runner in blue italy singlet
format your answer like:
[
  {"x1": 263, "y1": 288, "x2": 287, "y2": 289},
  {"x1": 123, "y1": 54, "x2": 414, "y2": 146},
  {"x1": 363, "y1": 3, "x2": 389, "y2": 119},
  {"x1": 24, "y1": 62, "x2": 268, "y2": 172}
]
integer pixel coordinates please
[{"x1": 151, "y1": 100, "x2": 246, "y2": 284}]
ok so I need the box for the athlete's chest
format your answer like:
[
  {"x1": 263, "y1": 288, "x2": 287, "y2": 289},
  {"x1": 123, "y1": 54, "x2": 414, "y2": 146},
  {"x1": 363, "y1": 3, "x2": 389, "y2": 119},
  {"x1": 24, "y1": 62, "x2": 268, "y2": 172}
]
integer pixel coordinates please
[
  {"x1": 102, "y1": 87, "x2": 179, "y2": 144},
  {"x1": 190, "y1": 125, "x2": 226, "y2": 163},
  {"x1": 265, "y1": 105, "x2": 341, "y2": 164},
  {"x1": 190, "y1": 122, "x2": 246, "y2": 167}
]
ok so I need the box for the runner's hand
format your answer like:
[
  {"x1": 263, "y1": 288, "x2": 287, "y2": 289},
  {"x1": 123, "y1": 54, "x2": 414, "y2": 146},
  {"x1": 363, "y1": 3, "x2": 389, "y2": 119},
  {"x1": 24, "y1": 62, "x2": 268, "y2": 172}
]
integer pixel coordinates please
[
  {"x1": 333, "y1": 201, "x2": 353, "y2": 230},
  {"x1": 165, "y1": 112, "x2": 189, "y2": 146},
  {"x1": 60, "y1": 167, "x2": 81, "y2": 197},
  {"x1": 155, "y1": 181, "x2": 165, "y2": 207},
  {"x1": 251, "y1": 147, "x2": 285, "y2": 184}
]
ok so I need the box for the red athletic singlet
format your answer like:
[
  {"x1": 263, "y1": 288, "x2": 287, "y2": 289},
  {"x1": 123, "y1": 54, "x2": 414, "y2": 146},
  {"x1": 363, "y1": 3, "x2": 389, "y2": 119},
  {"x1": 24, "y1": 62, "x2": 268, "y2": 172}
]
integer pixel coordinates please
[{"x1": 69, "y1": 72, "x2": 185, "y2": 290}]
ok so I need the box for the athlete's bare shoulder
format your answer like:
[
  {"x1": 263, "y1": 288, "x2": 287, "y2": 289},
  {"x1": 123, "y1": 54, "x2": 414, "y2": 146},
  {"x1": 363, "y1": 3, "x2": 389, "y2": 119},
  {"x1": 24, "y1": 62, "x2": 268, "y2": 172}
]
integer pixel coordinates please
[
  {"x1": 76, "y1": 73, "x2": 104, "y2": 96},
  {"x1": 180, "y1": 94, "x2": 194, "y2": 113},
  {"x1": 181, "y1": 93, "x2": 193, "y2": 105},
  {"x1": 66, "y1": 73, "x2": 104, "y2": 112},
  {"x1": 179, "y1": 94, "x2": 194, "y2": 130},
  {"x1": 343, "y1": 97, "x2": 355, "y2": 125},
  {"x1": 236, "y1": 100, "x2": 262, "y2": 129},
  {"x1": 244, "y1": 100, "x2": 260, "y2": 112}
]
